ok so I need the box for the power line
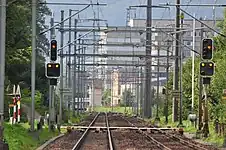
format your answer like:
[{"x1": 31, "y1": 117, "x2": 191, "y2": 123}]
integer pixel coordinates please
[
  {"x1": 39, "y1": 2, "x2": 107, "y2": 6},
  {"x1": 179, "y1": 7, "x2": 226, "y2": 38},
  {"x1": 157, "y1": 27, "x2": 200, "y2": 55},
  {"x1": 40, "y1": 5, "x2": 91, "y2": 35}
]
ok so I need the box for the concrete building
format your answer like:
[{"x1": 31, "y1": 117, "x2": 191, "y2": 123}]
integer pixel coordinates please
[
  {"x1": 89, "y1": 79, "x2": 103, "y2": 107},
  {"x1": 97, "y1": 18, "x2": 216, "y2": 93},
  {"x1": 111, "y1": 70, "x2": 121, "y2": 106}
]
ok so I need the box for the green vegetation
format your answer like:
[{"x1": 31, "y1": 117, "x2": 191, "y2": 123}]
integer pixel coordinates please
[
  {"x1": 102, "y1": 89, "x2": 111, "y2": 106},
  {"x1": 4, "y1": 0, "x2": 51, "y2": 119},
  {"x1": 140, "y1": 9, "x2": 226, "y2": 148},
  {"x1": 153, "y1": 115, "x2": 224, "y2": 147},
  {"x1": 4, "y1": 123, "x2": 59, "y2": 150},
  {"x1": 1, "y1": 1, "x2": 63, "y2": 149},
  {"x1": 64, "y1": 112, "x2": 89, "y2": 125},
  {"x1": 94, "y1": 106, "x2": 133, "y2": 114}
]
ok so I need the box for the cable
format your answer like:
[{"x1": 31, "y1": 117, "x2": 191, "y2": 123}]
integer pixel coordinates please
[
  {"x1": 179, "y1": 7, "x2": 226, "y2": 38},
  {"x1": 158, "y1": 27, "x2": 200, "y2": 55}
]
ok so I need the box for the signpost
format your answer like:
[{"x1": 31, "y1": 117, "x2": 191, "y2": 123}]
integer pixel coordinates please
[
  {"x1": 222, "y1": 89, "x2": 226, "y2": 100},
  {"x1": 7, "y1": 85, "x2": 21, "y2": 124}
]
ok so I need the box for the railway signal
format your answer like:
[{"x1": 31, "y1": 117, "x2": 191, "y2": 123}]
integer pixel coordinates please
[
  {"x1": 202, "y1": 38, "x2": 213, "y2": 60},
  {"x1": 46, "y1": 63, "x2": 61, "y2": 78},
  {"x1": 200, "y1": 61, "x2": 214, "y2": 77},
  {"x1": 50, "y1": 40, "x2": 57, "y2": 61}
]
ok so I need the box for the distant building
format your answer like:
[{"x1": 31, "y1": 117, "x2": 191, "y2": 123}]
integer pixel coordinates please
[
  {"x1": 89, "y1": 79, "x2": 103, "y2": 107},
  {"x1": 111, "y1": 70, "x2": 121, "y2": 106},
  {"x1": 97, "y1": 18, "x2": 217, "y2": 93}
]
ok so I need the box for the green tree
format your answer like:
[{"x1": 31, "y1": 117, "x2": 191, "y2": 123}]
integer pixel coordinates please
[
  {"x1": 165, "y1": 9, "x2": 226, "y2": 122},
  {"x1": 102, "y1": 89, "x2": 111, "y2": 106},
  {"x1": 4, "y1": 0, "x2": 51, "y2": 117},
  {"x1": 122, "y1": 89, "x2": 133, "y2": 106}
]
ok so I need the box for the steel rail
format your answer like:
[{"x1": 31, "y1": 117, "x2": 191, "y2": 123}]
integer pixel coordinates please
[
  {"x1": 151, "y1": 127, "x2": 209, "y2": 150},
  {"x1": 119, "y1": 115, "x2": 172, "y2": 150},
  {"x1": 105, "y1": 113, "x2": 114, "y2": 150},
  {"x1": 123, "y1": 116, "x2": 208, "y2": 150},
  {"x1": 71, "y1": 112, "x2": 100, "y2": 150}
]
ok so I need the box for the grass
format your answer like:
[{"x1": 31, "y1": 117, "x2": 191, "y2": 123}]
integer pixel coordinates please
[
  {"x1": 3, "y1": 122, "x2": 59, "y2": 150},
  {"x1": 94, "y1": 106, "x2": 133, "y2": 114},
  {"x1": 203, "y1": 123, "x2": 224, "y2": 147},
  {"x1": 62, "y1": 111, "x2": 89, "y2": 126},
  {"x1": 151, "y1": 115, "x2": 225, "y2": 147}
]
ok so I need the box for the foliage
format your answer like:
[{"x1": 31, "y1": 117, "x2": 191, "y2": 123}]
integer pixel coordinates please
[
  {"x1": 158, "y1": 115, "x2": 224, "y2": 147},
  {"x1": 94, "y1": 106, "x2": 133, "y2": 114},
  {"x1": 4, "y1": 123, "x2": 59, "y2": 150},
  {"x1": 4, "y1": 0, "x2": 51, "y2": 116},
  {"x1": 102, "y1": 89, "x2": 111, "y2": 106},
  {"x1": 122, "y1": 89, "x2": 134, "y2": 106},
  {"x1": 165, "y1": 8, "x2": 226, "y2": 122}
]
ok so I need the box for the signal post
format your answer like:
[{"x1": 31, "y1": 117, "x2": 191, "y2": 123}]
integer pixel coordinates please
[
  {"x1": 200, "y1": 38, "x2": 214, "y2": 137},
  {"x1": 46, "y1": 40, "x2": 61, "y2": 131}
]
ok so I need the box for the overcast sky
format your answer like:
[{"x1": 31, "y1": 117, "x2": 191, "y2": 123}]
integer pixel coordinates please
[
  {"x1": 44, "y1": 0, "x2": 225, "y2": 59},
  {"x1": 45, "y1": 0, "x2": 225, "y2": 26}
]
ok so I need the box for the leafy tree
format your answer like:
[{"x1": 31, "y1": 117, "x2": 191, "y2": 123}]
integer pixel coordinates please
[
  {"x1": 165, "y1": 9, "x2": 226, "y2": 122},
  {"x1": 102, "y1": 89, "x2": 111, "y2": 106},
  {"x1": 122, "y1": 89, "x2": 133, "y2": 106},
  {"x1": 4, "y1": 0, "x2": 51, "y2": 116}
]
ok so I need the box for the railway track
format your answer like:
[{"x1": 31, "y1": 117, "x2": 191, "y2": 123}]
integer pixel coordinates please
[
  {"x1": 42, "y1": 112, "x2": 219, "y2": 150},
  {"x1": 72, "y1": 112, "x2": 114, "y2": 150},
  {"x1": 121, "y1": 115, "x2": 218, "y2": 150},
  {"x1": 42, "y1": 113, "x2": 96, "y2": 150}
]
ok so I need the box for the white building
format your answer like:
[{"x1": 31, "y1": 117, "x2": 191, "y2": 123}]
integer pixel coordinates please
[{"x1": 97, "y1": 18, "x2": 216, "y2": 94}]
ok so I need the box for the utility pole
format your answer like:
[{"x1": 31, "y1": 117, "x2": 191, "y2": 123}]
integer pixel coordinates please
[
  {"x1": 59, "y1": 10, "x2": 64, "y2": 124},
  {"x1": 124, "y1": 67, "x2": 128, "y2": 114},
  {"x1": 72, "y1": 19, "x2": 77, "y2": 116},
  {"x1": 198, "y1": 17, "x2": 204, "y2": 131},
  {"x1": 111, "y1": 73, "x2": 113, "y2": 112},
  {"x1": 82, "y1": 41, "x2": 85, "y2": 113},
  {"x1": 68, "y1": 9, "x2": 72, "y2": 88},
  {"x1": 78, "y1": 37, "x2": 81, "y2": 114},
  {"x1": 178, "y1": 13, "x2": 184, "y2": 126},
  {"x1": 81, "y1": 40, "x2": 85, "y2": 113},
  {"x1": 136, "y1": 71, "x2": 139, "y2": 116},
  {"x1": 49, "y1": 16, "x2": 56, "y2": 129},
  {"x1": 31, "y1": 0, "x2": 37, "y2": 131},
  {"x1": 77, "y1": 37, "x2": 81, "y2": 114},
  {"x1": 0, "y1": 0, "x2": 6, "y2": 139},
  {"x1": 140, "y1": 67, "x2": 144, "y2": 117},
  {"x1": 172, "y1": 0, "x2": 180, "y2": 122},
  {"x1": 92, "y1": 20, "x2": 96, "y2": 112},
  {"x1": 155, "y1": 43, "x2": 160, "y2": 121},
  {"x1": 191, "y1": 14, "x2": 196, "y2": 113},
  {"x1": 213, "y1": 0, "x2": 217, "y2": 36},
  {"x1": 203, "y1": 84, "x2": 209, "y2": 137},
  {"x1": 165, "y1": 40, "x2": 170, "y2": 124},
  {"x1": 144, "y1": 0, "x2": 152, "y2": 118}
]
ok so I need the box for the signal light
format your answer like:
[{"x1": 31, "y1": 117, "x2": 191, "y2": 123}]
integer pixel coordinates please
[
  {"x1": 46, "y1": 63, "x2": 60, "y2": 78},
  {"x1": 202, "y1": 38, "x2": 213, "y2": 60},
  {"x1": 162, "y1": 88, "x2": 166, "y2": 95},
  {"x1": 200, "y1": 61, "x2": 214, "y2": 77},
  {"x1": 50, "y1": 40, "x2": 57, "y2": 61},
  {"x1": 52, "y1": 44, "x2": 56, "y2": 49}
]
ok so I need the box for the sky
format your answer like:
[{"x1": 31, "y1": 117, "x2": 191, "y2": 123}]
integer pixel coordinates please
[
  {"x1": 45, "y1": 0, "x2": 225, "y2": 26},
  {"x1": 43, "y1": 0, "x2": 226, "y2": 73}
]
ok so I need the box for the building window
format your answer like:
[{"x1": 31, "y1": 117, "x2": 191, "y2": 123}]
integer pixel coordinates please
[{"x1": 187, "y1": 41, "x2": 191, "y2": 46}]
